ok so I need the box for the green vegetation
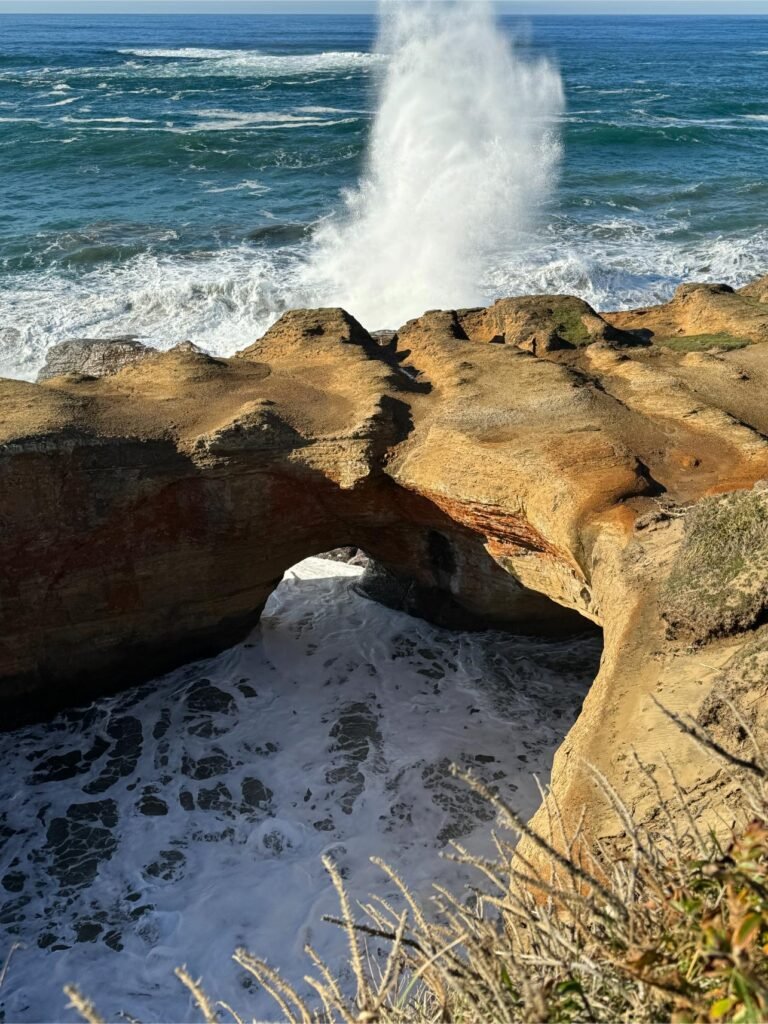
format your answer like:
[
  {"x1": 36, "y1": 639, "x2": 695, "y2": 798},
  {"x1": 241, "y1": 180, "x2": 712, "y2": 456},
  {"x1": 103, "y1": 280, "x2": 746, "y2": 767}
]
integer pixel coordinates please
[
  {"x1": 553, "y1": 304, "x2": 591, "y2": 346},
  {"x1": 653, "y1": 332, "x2": 750, "y2": 353},
  {"x1": 661, "y1": 487, "x2": 768, "y2": 643},
  {"x1": 62, "y1": 708, "x2": 768, "y2": 1024}
]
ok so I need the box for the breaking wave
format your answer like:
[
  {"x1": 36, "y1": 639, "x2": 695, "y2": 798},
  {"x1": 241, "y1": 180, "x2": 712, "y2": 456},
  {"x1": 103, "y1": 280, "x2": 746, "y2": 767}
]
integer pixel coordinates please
[{"x1": 117, "y1": 47, "x2": 387, "y2": 78}]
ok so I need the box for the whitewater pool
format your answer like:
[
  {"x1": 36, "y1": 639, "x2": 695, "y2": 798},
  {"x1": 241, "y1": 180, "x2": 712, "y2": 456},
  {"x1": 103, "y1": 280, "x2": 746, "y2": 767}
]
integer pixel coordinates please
[{"x1": 0, "y1": 558, "x2": 600, "y2": 1022}]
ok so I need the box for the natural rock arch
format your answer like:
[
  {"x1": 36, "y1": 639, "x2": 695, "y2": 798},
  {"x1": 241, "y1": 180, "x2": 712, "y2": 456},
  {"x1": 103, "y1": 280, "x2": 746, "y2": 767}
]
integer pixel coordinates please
[{"x1": 3, "y1": 284, "x2": 768, "y2": 850}]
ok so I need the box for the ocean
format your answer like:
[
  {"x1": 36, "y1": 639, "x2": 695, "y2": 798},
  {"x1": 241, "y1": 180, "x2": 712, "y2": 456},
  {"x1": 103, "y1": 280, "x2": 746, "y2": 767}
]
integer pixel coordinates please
[
  {"x1": 0, "y1": 6, "x2": 767, "y2": 1020},
  {"x1": 0, "y1": 559, "x2": 600, "y2": 1022},
  {"x1": 1, "y1": 9, "x2": 768, "y2": 380}
]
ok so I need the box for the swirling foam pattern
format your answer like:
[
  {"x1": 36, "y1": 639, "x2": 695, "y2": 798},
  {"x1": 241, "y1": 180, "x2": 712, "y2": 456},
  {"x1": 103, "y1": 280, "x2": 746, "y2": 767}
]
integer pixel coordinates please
[{"x1": 0, "y1": 560, "x2": 600, "y2": 1021}]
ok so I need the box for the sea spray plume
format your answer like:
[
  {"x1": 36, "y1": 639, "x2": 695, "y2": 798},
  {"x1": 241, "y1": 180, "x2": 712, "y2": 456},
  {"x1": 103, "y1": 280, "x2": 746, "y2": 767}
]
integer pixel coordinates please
[{"x1": 303, "y1": 0, "x2": 565, "y2": 329}]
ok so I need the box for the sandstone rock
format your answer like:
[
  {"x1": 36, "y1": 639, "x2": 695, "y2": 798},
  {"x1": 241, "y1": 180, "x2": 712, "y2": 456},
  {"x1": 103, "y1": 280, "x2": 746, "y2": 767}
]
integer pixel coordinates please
[
  {"x1": 739, "y1": 273, "x2": 768, "y2": 304},
  {"x1": 457, "y1": 294, "x2": 639, "y2": 354},
  {"x1": 37, "y1": 336, "x2": 157, "y2": 381},
  {"x1": 5, "y1": 280, "x2": 768, "y2": 863},
  {"x1": 605, "y1": 281, "x2": 768, "y2": 348}
]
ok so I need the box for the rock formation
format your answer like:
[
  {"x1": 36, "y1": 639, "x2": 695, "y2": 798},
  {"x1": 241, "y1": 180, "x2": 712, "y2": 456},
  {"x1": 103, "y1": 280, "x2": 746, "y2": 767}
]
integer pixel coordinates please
[
  {"x1": 36, "y1": 336, "x2": 157, "y2": 381},
  {"x1": 36, "y1": 336, "x2": 202, "y2": 381},
  {"x1": 3, "y1": 281, "x2": 768, "y2": 853}
]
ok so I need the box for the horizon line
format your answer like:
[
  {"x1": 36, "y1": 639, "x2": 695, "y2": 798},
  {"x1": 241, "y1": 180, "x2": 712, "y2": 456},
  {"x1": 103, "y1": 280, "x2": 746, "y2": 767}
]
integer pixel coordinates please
[{"x1": 3, "y1": 1, "x2": 768, "y2": 14}]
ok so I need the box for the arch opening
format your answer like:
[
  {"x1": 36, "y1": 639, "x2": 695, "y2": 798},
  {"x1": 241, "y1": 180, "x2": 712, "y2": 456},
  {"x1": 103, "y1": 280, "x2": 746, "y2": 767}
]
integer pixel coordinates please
[{"x1": 0, "y1": 545, "x2": 602, "y2": 1021}]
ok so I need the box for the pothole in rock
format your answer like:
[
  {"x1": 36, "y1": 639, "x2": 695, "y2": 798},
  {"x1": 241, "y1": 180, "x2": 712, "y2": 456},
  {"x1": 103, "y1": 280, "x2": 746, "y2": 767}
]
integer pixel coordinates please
[{"x1": 0, "y1": 556, "x2": 601, "y2": 1023}]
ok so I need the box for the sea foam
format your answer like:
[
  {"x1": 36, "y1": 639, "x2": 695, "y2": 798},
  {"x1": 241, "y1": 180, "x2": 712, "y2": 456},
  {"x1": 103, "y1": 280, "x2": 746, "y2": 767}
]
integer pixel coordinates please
[
  {"x1": 117, "y1": 48, "x2": 387, "y2": 79},
  {"x1": 0, "y1": 558, "x2": 599, "y2": 1021}
]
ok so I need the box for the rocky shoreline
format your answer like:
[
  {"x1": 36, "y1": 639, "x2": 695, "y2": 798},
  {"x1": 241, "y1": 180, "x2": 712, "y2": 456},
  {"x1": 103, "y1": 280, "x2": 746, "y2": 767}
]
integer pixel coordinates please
[{"x1": 3, "y1": 277, "x2": 768, "y2": 854}]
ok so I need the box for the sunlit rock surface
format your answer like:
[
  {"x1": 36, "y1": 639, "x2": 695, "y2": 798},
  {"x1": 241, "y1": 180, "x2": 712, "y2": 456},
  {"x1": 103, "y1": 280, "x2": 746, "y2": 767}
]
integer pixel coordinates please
[{"x1": 3, "y1": 282, "x2": 768, "y2": 866}]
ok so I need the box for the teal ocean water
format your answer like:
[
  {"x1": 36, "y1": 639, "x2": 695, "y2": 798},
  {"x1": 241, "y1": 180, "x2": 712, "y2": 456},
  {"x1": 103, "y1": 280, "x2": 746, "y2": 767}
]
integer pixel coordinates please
[{"x1": 1, "y1": 9, "x2": 768, "y2": 377}]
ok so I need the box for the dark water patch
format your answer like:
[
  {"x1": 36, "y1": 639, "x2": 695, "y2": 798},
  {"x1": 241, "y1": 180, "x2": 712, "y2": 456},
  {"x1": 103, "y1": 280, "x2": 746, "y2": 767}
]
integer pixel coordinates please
[
  {"x1": 241, "y1": 777, "x2": 274, "y2": 813},
  {"x1": 326, "y1": 700, "x2": 382, "y2": 815},
  {"x1": 181, "y1": 751, "x2": 233, "y2": 780},
  {"x1": 137, "y1": 788, "x2": 168, "y2": 816},
  {"x1": 422, "y1": 757, "x2": 498, "y2": 845},
  {"x1": 83, "y1": 715, "x2": 143, "y2": 795},
  {"x1": 45, "y1": 799, "x2": 119, "y2": 889},
  {"x1": 1, "y1": 870, "x2": 25, "y2": 894},
  {"x1": 29, "y1": 740, "x2": 107, "y2": 785},
  {"x1": 197, "y1": 782, "x2": 234, "y2": 813},
  {"x1": 247, "y1": 222, "x2": 311, "y2": 245},
  {"x1": 184, "y1": 679, "x2": 236, "y2": 738},
  {"x1": 145, "y1": 848, "x2": 186, "y2": 882}
]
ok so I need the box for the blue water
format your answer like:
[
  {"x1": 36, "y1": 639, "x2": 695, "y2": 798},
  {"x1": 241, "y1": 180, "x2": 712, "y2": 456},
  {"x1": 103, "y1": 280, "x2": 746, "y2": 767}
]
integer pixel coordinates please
[{"x1": 1, "y1": 11, "x2": 768, "y2": 378}]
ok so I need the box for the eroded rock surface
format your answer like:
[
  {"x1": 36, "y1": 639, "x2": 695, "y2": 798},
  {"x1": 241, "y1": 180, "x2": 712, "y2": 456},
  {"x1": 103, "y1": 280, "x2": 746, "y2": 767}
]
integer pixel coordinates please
[
  {"x1": 36, "y1": 336, "x2": 157, "y2": 381},
  {"x1": 605, "y1": 281, "x2": 768, "y2": 348},
  {"x1": 4, "y1": 282, "x2": 768, "y2": 853}
]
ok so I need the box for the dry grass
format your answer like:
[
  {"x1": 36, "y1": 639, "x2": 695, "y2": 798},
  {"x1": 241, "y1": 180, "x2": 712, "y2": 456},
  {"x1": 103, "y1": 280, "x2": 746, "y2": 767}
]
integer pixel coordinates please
[{"x1": 62, "y1": 704, "x2": 768, "y2": 1024}]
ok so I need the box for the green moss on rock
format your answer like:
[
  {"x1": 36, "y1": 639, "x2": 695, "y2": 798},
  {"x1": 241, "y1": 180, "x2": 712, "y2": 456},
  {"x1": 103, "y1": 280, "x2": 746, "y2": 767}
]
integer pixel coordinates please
[
  {"x1": 661, "y1": 487, "x2": 768, "y2": 643},
  {"x1": 654, "y1": 332, "x2": 750, "y2": 353},
  {"x1": 553, "y1": 304, "x2": 591, "y2": 346}
]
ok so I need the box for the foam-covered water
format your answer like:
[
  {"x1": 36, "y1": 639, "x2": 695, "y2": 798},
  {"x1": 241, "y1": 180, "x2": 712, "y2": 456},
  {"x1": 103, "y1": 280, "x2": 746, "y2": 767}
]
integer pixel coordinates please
[
  {"x1": 0, "y1": 559, "x2": 600, "y2": 1022},
  {"x1": 1, "y1": 9, "x2": 768, "y2": 378}
]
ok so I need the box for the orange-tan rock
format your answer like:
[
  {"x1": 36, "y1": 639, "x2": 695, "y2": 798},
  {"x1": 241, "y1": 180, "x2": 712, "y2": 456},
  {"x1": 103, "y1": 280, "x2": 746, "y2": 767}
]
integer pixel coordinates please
[{"x1": 3, "y1": 280, "x2": 768, "y2": 854}]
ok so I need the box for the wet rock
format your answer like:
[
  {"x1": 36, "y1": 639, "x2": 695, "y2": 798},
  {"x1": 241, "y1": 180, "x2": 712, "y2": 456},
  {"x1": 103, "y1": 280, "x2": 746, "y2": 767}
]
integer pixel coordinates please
[
  {"x1": 36, "y1": 336, "x2": 157, "y2": 381},
  {"x1": 356, "y1": 560, "x2": 492, "y2": 631},
  {"x1": 317, "y1": 547, "x2": 369, "y2": 567}
]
